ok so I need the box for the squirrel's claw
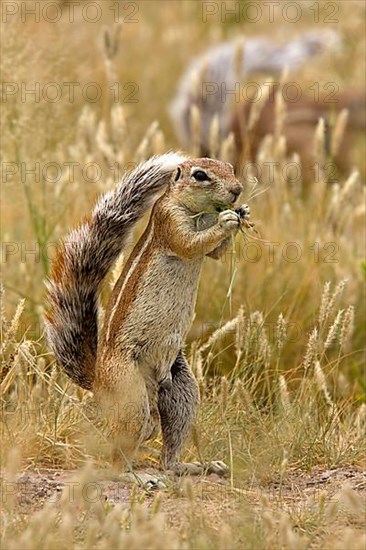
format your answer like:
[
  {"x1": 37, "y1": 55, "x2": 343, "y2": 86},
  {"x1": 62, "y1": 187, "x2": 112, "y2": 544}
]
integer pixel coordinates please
[
  {"x1": 128, "y1": 471, "x2": 168, "y2": 491},
  {"x1": 235, "y1": 204, "x2": 250, "y2": 221}
]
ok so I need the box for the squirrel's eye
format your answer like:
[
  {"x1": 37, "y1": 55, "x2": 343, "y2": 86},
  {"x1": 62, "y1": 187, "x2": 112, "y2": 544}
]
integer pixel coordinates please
[{"x1": 193, "y1": 170, "x2": 210, "y2": 182}]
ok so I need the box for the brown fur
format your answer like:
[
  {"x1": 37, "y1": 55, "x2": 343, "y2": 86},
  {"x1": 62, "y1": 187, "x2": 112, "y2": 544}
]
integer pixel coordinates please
[
  {"x1": 95, "y1": 158, "x2": 243, "y2": 468},
  {"x1": 45, "y1": 153, "x2": 188, "y2": 390},
  {"x1": 45, "y1": 154, "x2": 244, "y2": 473}
]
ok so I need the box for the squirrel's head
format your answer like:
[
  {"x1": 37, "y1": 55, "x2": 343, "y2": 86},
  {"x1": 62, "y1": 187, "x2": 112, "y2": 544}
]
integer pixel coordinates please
[{"x1": 169, "y1": 158, "x2": 242, "y2": 214}]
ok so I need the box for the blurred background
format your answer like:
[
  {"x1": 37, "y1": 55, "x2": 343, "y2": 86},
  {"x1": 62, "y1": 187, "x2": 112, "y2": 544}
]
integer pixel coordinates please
[
  {"x1": 1, "y1": 0, "x2": 366, "y2": 463},
  {"x1": 1, "y1": 5, "x2": 366, "y2": 547},
  {"x1": 2, "y1": 0, "x2": 365, "y2": 371}
]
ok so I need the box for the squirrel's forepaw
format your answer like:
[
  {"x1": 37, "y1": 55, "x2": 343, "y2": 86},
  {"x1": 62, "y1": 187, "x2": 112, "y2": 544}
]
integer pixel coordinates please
[
  {"x1": 236, "y1": 204, "x2": 255, "y2": 230},
  {"x1": 218, "y1": 210, "x2": 240, "y2": 233},
  {"x1": 235, "y1": 204, "x2": 250, "y2": 221}
]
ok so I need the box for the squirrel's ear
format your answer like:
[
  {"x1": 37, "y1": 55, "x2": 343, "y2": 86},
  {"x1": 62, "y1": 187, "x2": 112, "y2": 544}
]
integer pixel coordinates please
[{"x1": 173, "y1": 167, "x2": 181, "y2": 182}]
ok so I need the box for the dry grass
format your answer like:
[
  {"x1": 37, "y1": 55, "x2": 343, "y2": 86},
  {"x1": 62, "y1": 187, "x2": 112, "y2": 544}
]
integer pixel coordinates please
[{"x1": 1, "y1": 1, "x2": 365, "y2": 548}]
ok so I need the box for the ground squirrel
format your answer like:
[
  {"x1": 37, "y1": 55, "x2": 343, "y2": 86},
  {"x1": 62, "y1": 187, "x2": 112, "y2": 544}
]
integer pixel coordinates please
[{"x1": 45, "y1": 154, "x2": 249, "y2": 475}]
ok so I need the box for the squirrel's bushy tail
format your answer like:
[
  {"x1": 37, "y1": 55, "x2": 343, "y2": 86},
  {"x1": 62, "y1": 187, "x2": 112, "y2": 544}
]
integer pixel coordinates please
[{"x1": 45, "y1": 153, "x2": 187, "y2": 390}]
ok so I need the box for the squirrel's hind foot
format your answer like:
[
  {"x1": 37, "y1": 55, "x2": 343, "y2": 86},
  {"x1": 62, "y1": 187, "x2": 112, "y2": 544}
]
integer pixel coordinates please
[
  {"x1": 167, "y1": 460, "x2": 229, "y2": 477},
  {"x1": 126, "y1": 471, "x2": 168, "y2": 491}
]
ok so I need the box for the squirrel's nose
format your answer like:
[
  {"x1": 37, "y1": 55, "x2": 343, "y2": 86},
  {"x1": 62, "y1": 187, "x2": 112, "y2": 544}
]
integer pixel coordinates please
[{"x1": 230, "y1": 186, "x2": 242, "y2": 201}]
